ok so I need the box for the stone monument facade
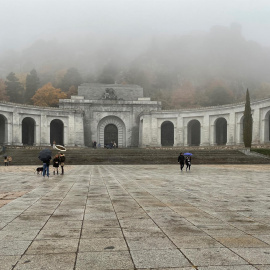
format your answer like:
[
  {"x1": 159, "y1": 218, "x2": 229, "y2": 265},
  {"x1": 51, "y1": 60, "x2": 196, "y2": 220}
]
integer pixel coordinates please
[{"x1": 1, "y1": 83, "x2": 270, "y2": 148}]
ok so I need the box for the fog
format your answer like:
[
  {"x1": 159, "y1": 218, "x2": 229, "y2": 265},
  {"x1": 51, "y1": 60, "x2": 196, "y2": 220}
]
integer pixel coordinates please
[{"x1": 1, "y1": 0, "x2": 270, "y2": 107}]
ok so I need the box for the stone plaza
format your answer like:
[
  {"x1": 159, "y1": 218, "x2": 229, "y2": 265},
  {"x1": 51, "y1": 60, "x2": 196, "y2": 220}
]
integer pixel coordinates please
[{"x1": 0, "y1": 164, "x2": 270, "y2": 269}]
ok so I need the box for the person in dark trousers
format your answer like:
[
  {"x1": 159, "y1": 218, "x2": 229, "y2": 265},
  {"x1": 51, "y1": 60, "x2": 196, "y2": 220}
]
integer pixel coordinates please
[
  {"x1": 178, "y1": 152, "x2": 185, "y2": 171},
  {"x1": 4, "y1": 156, "x2": 8, "y2": 166},
  {"x1": 185, "y1": 156, "x2": 191, "y2": 171},
  {"x1": 43, "y1": 157, "x2": 51, "y2": 177},
  {"x1": 53, "y1": 154, "x2": 60, "y2": 175},
  {"x1": 59, "y1": 153, "x2": 65, "y2": 175}
]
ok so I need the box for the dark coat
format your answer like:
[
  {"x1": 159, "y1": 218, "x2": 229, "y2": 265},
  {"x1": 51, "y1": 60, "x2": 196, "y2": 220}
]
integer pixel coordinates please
[{"x1": 178, "y1": 155, "x2": 185, "y2": 163}]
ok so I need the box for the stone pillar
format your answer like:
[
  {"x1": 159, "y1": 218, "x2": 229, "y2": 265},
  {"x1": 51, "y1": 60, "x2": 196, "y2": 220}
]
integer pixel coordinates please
[
  {"x1": 40, "y1": 114, "x2": 50, "y2": 146},
  {"x1": 227, "y1": 112, "x2": 236, "y2": 145},
  {"x1": 175, "y1": 116, "x2": 184, "y2": 146},
  {"x1": 252, "y1": 108, "x2": 260, "y2": 144},
  {"x1": 151, "y1": 117, "x2": 158, "y2": 146},
  {"x1": 201, "y1": 115, "x2": 210, "y2": 146},
  {"x1": 34, "y1": 120, "x2": 41, "y2": 146},
  {"x1": 12, "y1": 109, "x2": 22, "y2": 146}
]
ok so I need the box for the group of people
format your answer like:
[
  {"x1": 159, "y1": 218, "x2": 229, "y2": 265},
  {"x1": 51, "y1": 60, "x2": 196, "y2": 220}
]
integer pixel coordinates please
[
  {"x1": 42, "y1": 152, "x2": 65, "y2": 177},
  {"x1": 3, "y1": 156, "x2": 12, "y2": 166},
  {"x1": 105, "y1": 141, "x2": 117, "y2": 149},
  {"x1": 177, "y1": 152, "x2": 191, "y2": 171}
]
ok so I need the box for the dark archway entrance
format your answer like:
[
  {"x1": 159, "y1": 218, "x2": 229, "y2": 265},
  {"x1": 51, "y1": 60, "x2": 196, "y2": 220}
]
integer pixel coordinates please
[
  {"x1": 22, "y1": 117, "x2": 35, "y2": 145},
  {"x1": 50, "y1": 119, "x2": 64, "y2": 146},
  {"x1": 188, "y1": 120, "x2": 200, "y2": 146},
  {"x1": 0, "y1": 114, "x2": 7, "y2": 144},
  {"x1": 104, "y1": 124, "x2": 118, "y2": 146},
  {"x1": 216, "y1": 118, "x2": 227, "y2": 145},
  {"x1": 161, "y1": 121, "x2": 174, "y2": 146}
]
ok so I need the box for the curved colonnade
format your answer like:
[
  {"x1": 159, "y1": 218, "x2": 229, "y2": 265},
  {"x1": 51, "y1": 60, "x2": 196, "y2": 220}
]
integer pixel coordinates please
[
  {"x1": 1, "y1": 97, "x2": 270, "y2": 148},
  {"x1": 139, "y1": 98, "x2": 270, "y2": 147}
]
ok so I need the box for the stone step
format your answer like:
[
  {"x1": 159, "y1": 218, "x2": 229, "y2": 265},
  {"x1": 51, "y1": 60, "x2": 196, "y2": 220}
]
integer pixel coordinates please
[{"x1": 2, "y1": 147, "x2": 269, "y2": 165}]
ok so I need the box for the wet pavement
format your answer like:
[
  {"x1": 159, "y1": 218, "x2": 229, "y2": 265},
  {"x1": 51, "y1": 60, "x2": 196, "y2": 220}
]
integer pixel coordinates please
[{"x1": 0, "y1": 164, "x2": 270, "y2": 269}]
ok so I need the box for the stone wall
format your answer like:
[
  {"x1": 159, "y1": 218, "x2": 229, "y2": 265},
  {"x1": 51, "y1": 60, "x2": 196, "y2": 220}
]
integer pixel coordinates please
[{"x1": 78, "y1": 83, "x2": 143, "y2": 101}]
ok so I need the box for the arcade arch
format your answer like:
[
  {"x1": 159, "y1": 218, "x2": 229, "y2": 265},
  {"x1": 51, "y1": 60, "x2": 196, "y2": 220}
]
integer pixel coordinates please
[
  {"x1": 22, "y1": 117, "x2": 35, "y2": 145},
  {"x1": 188, "y1": 120, "x2": 200, "y2": 146},
  {"x1": 98, "y1": 116, "x2": 126, "y2": 148},
  {"x1": 215, "y1": 117, "x2": 227, "y2": 145},
  {"x1": 50, "y1": 119, "x2": 64, "y2": 146},
  {"x1": 0, "y1": 114, "x2": 7, "y2": 144},
  {"x1": 161, "y1": 121, "x2": 174, "y2": 146}
]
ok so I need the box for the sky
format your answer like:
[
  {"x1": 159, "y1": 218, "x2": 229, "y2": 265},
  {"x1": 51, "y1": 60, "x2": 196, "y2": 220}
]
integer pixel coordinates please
[{"x1": 1, "y1": 0, "x2": 270, "y2": 52}]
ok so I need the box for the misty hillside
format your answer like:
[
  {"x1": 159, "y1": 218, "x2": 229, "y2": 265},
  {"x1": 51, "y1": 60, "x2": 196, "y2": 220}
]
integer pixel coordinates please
[{"x1": 1, "y1": 24, "x2": 270, "y2": 108}]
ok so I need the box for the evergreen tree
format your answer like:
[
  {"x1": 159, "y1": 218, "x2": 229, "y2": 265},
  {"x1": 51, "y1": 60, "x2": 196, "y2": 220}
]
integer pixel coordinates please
[
  {"x1": 60, "y1": 67, "x2": 83, "y2": 92},
  {"x1": 243, "y1": 89, "x2": 253, "y2": 148},
  {"x1": 25, "y1": 69, "x2": 40, "y2": 104},
  {"x1": 5, "y1": 72, "x2": 24, "y2": 103}
]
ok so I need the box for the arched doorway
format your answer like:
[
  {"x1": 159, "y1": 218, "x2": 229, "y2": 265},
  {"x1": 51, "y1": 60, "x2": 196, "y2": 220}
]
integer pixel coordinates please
[
  {"x1": 98, "y1": 116, "x2": 126, "y2": 148},
  {"x1": 161, "y1": 121, "x2": 174, "y2": 146},
  {"x1": 50, "y1": 119, "x2": 64, "y2": 146},
  {"x1": 104, "y1": 124, "x2": 118, "y2": 146},
  {"x1": 22, "y1": 117, "x2": 35, "y2": 145},
  {"x1": 188, "y1": 120, "x2": 200, "y2": 146},
  {"x1": 216, "y1": 118, "x2": 227, "y2": 145},
  {"x1": 0, "y1": 114, "x2": 7, "y2": 144}
]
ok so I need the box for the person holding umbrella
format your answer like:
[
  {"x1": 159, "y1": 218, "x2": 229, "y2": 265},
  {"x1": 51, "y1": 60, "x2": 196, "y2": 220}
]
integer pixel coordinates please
[{"x1": 38, "y1": 149, "x2": 52, "y2": 178}]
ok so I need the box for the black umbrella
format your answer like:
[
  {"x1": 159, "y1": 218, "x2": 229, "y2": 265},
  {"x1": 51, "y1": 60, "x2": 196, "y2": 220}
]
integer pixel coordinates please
[{"x1": 38, "y1": 149, "x2": 52, "y2": 162}]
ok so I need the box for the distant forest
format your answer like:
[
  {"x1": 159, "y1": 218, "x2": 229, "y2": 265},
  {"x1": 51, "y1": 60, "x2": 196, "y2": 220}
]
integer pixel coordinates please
[{"x1": 1, "y1": 24, "x2": 270, "y2": 108}]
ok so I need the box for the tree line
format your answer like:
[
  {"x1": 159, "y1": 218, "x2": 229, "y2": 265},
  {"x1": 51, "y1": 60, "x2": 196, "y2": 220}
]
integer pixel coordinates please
[{"x1": 0, "y1": 66, "x2": 269, "y2": 108}]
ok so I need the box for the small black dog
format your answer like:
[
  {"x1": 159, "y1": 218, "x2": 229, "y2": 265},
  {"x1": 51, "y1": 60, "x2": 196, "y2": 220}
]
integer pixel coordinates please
[{"x1": 35, "y1": 167, "x2": 43, "y2": 174}]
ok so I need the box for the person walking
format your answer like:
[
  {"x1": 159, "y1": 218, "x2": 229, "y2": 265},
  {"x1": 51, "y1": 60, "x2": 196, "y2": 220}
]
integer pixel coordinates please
[
  {"x1": 53, "y1": 154, "x2": 60, "y2": 175},
  {"x1": 4, "y1": 156, "x2": 8, "y2": 166},
  {"x1": 185, "y1": 156, "x2": 191, "y2": 171},
  {"x1": 43, "y1": 156, "x2": 51, "y2": 178},
  {"x1": 7, "y1": 156, "x2": 12, "y2": 165},
  {"x1": 59, "y1": 153, "x2": 65, "y2": 175},
  {"x1": 178, "y1": 152, "x2": 185, "y2": 171}
]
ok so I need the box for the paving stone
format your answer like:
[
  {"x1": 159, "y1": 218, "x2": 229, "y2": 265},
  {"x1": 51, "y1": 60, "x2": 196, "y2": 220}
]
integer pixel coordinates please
[
  {"x1": 79, "y1": 238, "x2": 128, "y2": 252},
  {"x1": 26, "y1": 239, "x2": 79, "y2": 255},
  {"x1": 181, "y1": 247, "x2": 248, "y2": 266},
  {"x1": 215, "y1": 235, "x2": 270, "y2": 248},
  {"x1": 76, "y1": 251, "x2": 134, "y2": 270},
  {"x1": 126, "y1": 236, "x2": 176, "y2": 250},
  {"x1": 171, "y1": 235, "x2": 222, "y2": 248},
  {"x1": 131, "y1": 249, "x2": 192, "y2": 268},
  {"x1": 0, "y1": 229, "x2": 40, "y2": 241},
  {"x1": 231, "y1": 247, "x2": 270, "y2": 264},
  {"x1": 14, "y1": 253, "x2": 76, "y2": 270},
  {"x1": 36, "y1": 228, "x2": 81, "y2": 240},
  {"x1": 198, "y1": 266, "x2": 257, "y2": 269},
  {"x1": 81, "y1": 227, "x2": 123, "y2": 238},
  {"x1": 0, "y1": 255, "x2": 20, "y2": 270},
  {"x1": 42, "y1": 220, "x2": 82, "y2": 230},
  {"x1": 0, "y1": 240, "x2": 32, "y2": 256}
]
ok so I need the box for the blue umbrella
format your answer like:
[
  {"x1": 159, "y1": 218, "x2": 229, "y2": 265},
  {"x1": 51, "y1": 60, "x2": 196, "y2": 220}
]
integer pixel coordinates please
[{"x1": 183, "y1": 152, "x2": 193, "y2": 156}]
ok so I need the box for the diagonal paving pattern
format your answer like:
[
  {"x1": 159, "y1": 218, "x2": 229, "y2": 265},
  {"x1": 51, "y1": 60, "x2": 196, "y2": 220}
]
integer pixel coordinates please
[{"x1": 0, "y1": 164, "x2": 270, "y2": 269}]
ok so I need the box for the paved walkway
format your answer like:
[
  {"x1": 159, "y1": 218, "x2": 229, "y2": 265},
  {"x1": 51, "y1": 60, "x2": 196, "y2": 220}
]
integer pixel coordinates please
[{"x1": 0, "y1": 164, "x2": 270, "y2": 270}]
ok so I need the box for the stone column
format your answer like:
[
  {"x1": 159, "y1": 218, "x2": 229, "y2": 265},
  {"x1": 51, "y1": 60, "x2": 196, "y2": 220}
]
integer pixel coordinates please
[
  {"x1": 40, "y1": 114, "x2": 50, "y2": 146},
  {"x1": 227, "y1": 112, "x2": 236, "y2": 145},
  {"x1": 175, "y1": 115, "x2": 184, "y2": 146},
  {"x1": 252, "y1": 108, "x2": 260, "y2": 144},
  {"x1": 201, "y1": 116, "x2": 210, "y2": 146},
  {"x1": 12, "y1": 109, "x2": 22, "y2": 146},
  {"x1": 34, "y1": 119, "x2": 41, "y2": 146}
]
